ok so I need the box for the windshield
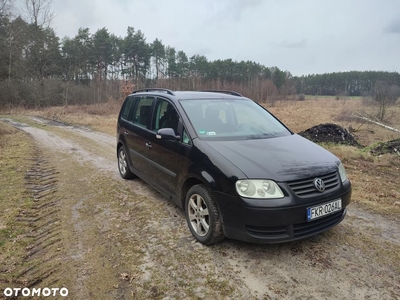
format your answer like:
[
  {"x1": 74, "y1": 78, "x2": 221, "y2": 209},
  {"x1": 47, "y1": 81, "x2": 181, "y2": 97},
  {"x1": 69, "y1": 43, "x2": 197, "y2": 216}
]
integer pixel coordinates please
[{"x1": 180, "y1": 98, "x2": 291, "y2": 140}]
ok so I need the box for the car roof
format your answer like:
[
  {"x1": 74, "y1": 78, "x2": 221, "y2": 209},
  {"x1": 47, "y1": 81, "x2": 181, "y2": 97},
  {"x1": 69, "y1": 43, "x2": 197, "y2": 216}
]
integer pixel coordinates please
[{"x1": 129, "y1": 89, "x2": 250, "y2": 100}]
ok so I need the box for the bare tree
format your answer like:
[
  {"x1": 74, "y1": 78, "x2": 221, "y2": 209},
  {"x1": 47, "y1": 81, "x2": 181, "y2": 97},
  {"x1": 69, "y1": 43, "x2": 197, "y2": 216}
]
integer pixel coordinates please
[
  {"x1": 18, "y1": 0, "x2": 58, "y2": 107},
  {"x1": 6, "y1": 18, "x2": 24, "y2": 84},
  {"x1": 373, "y1": 81, "x2": 400, "y2": 121},
  {"x1": 22, "y1": 0, "x2": 54, "y2": 27},
  {"x1": 0, "y1": 0, "x2": 20, "y2": 89},
  {"x1": 0, "y1": 0, "x2": 13, "y2": 15}
]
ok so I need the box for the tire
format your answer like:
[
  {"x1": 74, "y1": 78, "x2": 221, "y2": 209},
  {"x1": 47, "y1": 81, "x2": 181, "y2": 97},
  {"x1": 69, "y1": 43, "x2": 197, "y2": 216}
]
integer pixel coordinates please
[
  {"x1": 185, "y1": 184, "x2": 225, "y2": 245},
  {"x1": 118, "y1": 146, "x2": 135, "y2": 179}
]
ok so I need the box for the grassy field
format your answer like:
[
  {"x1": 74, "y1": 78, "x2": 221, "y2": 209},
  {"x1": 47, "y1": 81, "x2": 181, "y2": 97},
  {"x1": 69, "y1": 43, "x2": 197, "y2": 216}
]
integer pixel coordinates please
[{"x1": 2, "y1": 96, "x2": 400, "y2": 218}]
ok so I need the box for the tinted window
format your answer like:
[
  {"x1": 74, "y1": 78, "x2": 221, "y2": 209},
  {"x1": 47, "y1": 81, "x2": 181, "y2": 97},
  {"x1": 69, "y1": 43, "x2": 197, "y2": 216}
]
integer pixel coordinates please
[
  {"x1": 121, "y1": 96, "x2": 136, "y2": 121},
  {"x1": 133, "y1": 97, "x2": 154, "y2": 128},
  {"x1": 180, "y1": 99, "x2": 291, "y2": 140},
  {"x1": 182, "y1": 129, "x2": 191, "y2": 145},
  {"x1": 153, "y1": 98, "x2": 179, "y2": 134}
]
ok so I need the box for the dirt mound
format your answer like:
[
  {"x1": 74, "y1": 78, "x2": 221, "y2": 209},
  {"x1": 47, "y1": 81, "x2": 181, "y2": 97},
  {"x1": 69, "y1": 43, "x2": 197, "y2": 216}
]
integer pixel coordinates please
[
  {"x1": 370, "y1": 139, "x2": 400, "y2": 156},
  {"x1": 298, "y1": 123, "x2": 362, "y2": 147}
]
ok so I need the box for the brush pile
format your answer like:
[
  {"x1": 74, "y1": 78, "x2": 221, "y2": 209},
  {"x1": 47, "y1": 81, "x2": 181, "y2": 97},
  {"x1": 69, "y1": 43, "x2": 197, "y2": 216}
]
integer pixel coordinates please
[
  {"x1": 298, "y1": 123, "x2": 362, "y2": 147},
  {"x1": 370, "y1": 139, "x2": 400, "y2": 156}
]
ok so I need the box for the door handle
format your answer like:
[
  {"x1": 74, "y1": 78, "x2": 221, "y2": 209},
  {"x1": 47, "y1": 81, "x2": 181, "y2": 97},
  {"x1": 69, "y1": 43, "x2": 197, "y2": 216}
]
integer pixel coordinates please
[
  {"x1": 124, "y1": 131, "x2": 129, "y2": 136},
  {"x1": 145, "y1": 142, "x2": 152, "y2": 149}
]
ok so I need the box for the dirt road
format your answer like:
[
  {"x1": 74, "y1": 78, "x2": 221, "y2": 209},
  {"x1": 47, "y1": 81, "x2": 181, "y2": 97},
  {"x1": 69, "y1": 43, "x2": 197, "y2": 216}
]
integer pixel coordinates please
[{"x1": 2, "y1": 116, "x2": 399, "y2": 299}]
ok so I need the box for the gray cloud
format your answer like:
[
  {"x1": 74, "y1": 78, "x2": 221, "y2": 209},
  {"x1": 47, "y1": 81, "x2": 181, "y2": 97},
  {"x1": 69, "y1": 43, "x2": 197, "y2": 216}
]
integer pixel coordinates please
[
  {"x1": 384, "y1": 19, "x2": 400, "y2": 34},
  {"x1": 49, "y1": 0, "x2": 400, "y2": 76},
  {"x1": 279, "y1": 39, "x2": 308, "y2": 49},
  {"x1": 223, "y1": 0, "x2": 264, "y2": 20}
]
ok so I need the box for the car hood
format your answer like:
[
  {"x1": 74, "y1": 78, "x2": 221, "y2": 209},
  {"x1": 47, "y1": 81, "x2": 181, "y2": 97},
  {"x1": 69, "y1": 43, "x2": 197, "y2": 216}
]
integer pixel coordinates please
[{"x1": 204, "y1": 134, "x2": 339, "y2": 182}]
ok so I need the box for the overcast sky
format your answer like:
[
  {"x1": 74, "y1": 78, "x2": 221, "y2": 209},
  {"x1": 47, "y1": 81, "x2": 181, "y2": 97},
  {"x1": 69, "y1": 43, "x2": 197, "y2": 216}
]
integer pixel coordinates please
[{"x1": 48, "y1": 0, "x2": 400, "y2": 76}]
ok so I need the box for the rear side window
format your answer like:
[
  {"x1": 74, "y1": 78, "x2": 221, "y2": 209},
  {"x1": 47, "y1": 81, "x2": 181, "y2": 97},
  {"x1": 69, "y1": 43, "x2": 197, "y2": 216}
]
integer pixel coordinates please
[
  {"x1": 121, "y1": 96, "x2": 136, "y2": 121},
  {"x1": 133, "y1": 97, "x2": 154, "y2": 128}
]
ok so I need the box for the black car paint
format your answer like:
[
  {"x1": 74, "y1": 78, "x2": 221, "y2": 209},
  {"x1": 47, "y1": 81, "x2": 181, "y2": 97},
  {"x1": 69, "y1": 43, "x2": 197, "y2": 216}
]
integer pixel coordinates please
[
  {"x1": 204, "y1": 134, "x2": 339, "y2": 182},
  {"x1": 117, "y1": 91, "x2": 352, "y2": 243},
  {"x1": 179, "y1": 134, "x2": 351, "y2": 243}
]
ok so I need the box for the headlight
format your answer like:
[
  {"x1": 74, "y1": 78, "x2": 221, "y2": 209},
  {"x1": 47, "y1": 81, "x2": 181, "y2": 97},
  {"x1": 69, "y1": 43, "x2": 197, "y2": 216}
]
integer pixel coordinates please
[
  {"x1": 337, "y1": 162, "x2": 348, "y2": 183},
  {"x1": 235, "y1": 179, "x2": 284, "y2": 199}
]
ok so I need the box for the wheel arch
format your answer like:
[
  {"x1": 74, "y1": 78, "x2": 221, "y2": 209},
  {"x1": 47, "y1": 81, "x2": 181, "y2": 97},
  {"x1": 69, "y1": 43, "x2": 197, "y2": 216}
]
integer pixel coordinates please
[
  {"x1": 180, "y1": 168, "x2": 225, "y2": 210},
  {"x1": 117, "y1": 135, "x2": 127, "y2": 158},
  {"x1": 180, "y1": 176, "x2": 206, "y2": 209},
  {"x1": 117, "y1": 141, "x2": 124, "y2": 157}
]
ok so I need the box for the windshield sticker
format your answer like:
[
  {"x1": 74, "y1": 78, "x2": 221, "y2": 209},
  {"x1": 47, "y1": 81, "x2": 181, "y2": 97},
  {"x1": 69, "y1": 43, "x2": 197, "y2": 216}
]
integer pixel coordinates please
[
  {"x1": 207, "y1": 132, "x2": 216, "y2": 136},
  {"x1": 199, "y1": 129, "x2": 206, "y2": 134}
]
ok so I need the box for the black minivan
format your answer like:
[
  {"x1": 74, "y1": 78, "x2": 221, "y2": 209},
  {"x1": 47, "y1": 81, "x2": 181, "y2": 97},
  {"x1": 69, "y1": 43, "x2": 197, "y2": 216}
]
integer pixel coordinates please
[{"x1": 117, "y1": 89, "x2": 351, "y2": 245}]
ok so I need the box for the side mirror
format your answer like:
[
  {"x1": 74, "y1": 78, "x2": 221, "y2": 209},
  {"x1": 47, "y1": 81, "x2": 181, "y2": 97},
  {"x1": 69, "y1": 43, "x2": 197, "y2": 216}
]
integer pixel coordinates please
[{"x1": 156, "y1": 128, "x2": 180, "y2": 141}]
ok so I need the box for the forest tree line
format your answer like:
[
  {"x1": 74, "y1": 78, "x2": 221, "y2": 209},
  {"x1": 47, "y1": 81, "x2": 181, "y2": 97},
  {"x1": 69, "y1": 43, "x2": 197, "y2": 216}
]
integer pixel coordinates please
[
  {"x1": 296, "y1": 71, "x2": 400, "y2": 97},
  {"x1": 1, "y1": 0, "x2": 399, "y2": 108}
]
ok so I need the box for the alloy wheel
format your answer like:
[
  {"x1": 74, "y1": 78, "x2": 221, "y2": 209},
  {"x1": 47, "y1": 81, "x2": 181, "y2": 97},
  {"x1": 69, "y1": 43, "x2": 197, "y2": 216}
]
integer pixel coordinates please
[
  {"x1": 188, "y1": 194, "x2": 210, "y2": 236},
  {"x1": 118, "y1": 149, "x2": 127, "y2": 175}
]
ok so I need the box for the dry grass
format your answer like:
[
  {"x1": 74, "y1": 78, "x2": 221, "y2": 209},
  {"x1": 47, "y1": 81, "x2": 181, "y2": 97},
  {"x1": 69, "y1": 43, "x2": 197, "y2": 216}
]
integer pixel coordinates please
[
  {"x1": 1, "y1": 100, "x2": 123, "y2": 135},
  {"x1": 2, "y1": 96, "x2": 399, "y2": 142},
  {"x1": 0, "y1": 122, "x2": 35, "y2": 280},
  {"x1": 267, "y1": 97, "x2": 400, "y2": 146},
  {"x1": 326, "y1": 145, "x2": 400, "y2": 216}
]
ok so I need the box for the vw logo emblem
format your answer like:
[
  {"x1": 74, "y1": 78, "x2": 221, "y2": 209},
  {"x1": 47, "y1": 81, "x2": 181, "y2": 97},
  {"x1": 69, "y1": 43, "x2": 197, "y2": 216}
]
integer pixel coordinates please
[{"x1": 313, "y1": 178, "x2": 325, "y2": 192}]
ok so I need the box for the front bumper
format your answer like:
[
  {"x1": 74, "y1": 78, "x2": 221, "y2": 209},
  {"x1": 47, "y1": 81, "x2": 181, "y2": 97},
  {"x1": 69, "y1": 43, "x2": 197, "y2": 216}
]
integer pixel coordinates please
[{"x1": 214, "y1": 184, "x2": 352, "y2": 244}]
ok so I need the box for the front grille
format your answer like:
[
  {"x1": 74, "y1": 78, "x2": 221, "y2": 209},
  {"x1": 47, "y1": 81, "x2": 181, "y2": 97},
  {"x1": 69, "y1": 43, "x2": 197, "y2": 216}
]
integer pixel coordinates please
[
  {"x1": 287, "y1": 171, "x2": 340, "y2": 198},
  {"x1": 293, "y1": 211, "x2": 344, "y2": 238},
  {"x1": 245, "y1": 210, "x2": 345, "y2": 241},
  {"x1": 246, "y1": 225, "x2": 289, "y2": 239}
]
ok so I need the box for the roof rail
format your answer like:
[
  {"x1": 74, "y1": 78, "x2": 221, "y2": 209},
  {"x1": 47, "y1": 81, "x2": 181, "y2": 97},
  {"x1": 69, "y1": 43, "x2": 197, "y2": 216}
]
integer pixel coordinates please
[
  {"x1": 132, "y1": 88, "x2": 175, "y2": 96},
  {"x1": 198, "y1": 90, "x2": 243, "y2": 97}
]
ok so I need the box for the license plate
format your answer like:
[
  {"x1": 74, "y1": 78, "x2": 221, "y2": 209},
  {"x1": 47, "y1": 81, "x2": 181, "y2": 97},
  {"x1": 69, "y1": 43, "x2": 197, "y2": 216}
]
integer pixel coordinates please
[{"x1": 307, "y1": 199, "x2": 342, "y2": 221}]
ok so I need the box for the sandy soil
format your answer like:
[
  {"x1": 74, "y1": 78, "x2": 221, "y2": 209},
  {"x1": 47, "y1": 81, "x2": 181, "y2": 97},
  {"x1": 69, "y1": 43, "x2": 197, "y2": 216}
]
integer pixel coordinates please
[{"x1": 1, "y1": 116, "x2": 399, "y2": 300}]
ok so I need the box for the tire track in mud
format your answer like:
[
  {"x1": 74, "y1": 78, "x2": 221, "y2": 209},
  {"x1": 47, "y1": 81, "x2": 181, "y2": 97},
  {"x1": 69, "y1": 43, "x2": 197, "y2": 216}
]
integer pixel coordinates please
[{"x1": 1, "y1": 146, "x2": 64, "y2": 295}]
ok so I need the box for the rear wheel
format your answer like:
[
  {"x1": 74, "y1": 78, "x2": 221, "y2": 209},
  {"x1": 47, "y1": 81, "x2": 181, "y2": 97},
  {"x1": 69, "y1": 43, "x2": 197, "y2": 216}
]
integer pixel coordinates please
[
  {"x1": 185, "y1": 184, "x2": 225, "y2": 245},
  {"x1": 118, "y1": 146, "x2": 134, "y2": 179}
]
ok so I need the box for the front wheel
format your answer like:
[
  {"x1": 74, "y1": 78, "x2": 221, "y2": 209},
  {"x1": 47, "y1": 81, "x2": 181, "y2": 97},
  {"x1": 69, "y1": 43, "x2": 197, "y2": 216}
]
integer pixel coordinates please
[
  {"x1": 118, "y1": 146, "x2": 135, "y2": 179},
  {"x1": 185, "y1": 184, "x2": 225, "y2": 245}
]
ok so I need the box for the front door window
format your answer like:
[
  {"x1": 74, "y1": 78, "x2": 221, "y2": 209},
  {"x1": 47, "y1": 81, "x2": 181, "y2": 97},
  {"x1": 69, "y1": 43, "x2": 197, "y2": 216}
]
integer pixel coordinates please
[{"x1": 153, "y1": 98, "x2": 179, "y2": 134}]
